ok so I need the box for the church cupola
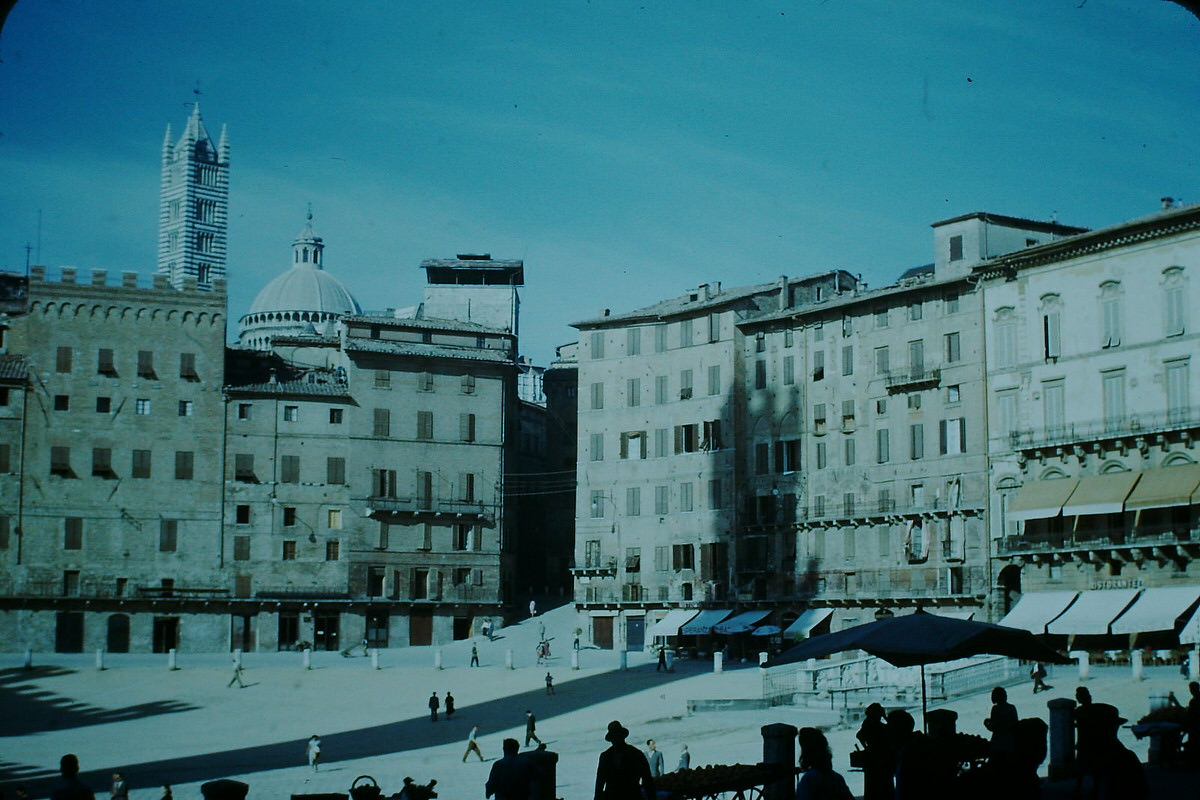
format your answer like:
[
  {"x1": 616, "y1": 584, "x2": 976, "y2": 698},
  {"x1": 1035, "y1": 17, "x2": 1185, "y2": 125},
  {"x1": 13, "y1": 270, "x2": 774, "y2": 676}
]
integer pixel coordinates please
[{"x1": 292, "y1": 208, "x2": 325, "y2": 268}]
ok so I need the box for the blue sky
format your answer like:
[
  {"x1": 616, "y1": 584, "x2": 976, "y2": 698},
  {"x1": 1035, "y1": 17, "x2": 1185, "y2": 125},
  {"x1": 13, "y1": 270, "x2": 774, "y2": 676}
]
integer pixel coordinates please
[{"x1": 0, "y1": 1, "x2": 1196, "y2": 363}]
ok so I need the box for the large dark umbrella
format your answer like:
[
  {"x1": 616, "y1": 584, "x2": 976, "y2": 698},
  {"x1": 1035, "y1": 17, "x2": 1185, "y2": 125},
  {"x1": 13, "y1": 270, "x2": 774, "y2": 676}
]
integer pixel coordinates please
[{"x1": 765, "y1": 609, "x2": 1071, "y2": 726}]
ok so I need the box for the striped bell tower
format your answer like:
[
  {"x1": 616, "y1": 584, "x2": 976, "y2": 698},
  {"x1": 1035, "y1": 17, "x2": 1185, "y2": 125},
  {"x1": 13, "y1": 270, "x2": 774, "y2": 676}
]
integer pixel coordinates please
[{"x1": 157, "y1": 104, "x2": 229, "y2": 290}]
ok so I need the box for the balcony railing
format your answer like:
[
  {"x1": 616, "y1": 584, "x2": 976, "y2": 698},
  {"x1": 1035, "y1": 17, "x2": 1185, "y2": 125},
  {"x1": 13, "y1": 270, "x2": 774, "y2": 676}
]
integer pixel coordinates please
[
  {"x1": 783, "y1": 495, "x2": 981, "y2": 526},
  {"x1": 571, "y1": 558, "x2": 619, "y2": 578},
  {"x1": 1007, "y1": 405, "x2": 1200, "y2": 452},
  {"x1": 997, "y1": 524, "x2": 1199, "y2": 556},
  {"x1": 0, "y1": 582, "x2": 230, "y2": 599},
  {"x1": 363, "y1": 495, "x2": 495, "y2": 524},
  {"x1": 884, "y1": 369, "x2": 941, "y2": 394},
  {"x1": 256, "y1": 586, "x2": 352, "y2": 599}
]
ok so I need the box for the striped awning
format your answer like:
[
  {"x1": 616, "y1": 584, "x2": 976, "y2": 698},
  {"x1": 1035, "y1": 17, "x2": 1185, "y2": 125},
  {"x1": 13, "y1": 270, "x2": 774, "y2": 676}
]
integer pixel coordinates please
[
  {"x1": 647, "y1": 609, "x2": 700, "y2": 639},
  {"x1": 1110, "y1": 586, "x2": 1200, "y2": 635},
  {"x1": 1046, "y1": 589, "x2": 1140, "y2": 636},
  {"x1": 681, "y1": 609, "x2": 733, "y2": 636}
]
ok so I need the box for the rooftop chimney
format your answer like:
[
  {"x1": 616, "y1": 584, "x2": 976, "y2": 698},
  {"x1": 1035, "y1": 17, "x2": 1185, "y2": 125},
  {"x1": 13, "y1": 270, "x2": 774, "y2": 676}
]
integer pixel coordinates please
[{"x1": 1162, "y1": 197, "x2": 1175, "y2": 210}]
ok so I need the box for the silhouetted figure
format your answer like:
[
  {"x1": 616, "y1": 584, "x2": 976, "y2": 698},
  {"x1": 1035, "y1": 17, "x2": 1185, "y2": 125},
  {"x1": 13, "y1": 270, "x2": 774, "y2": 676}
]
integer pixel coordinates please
[
  {"x1": 795, "y1": 727, "x2": 853, "y2": 800},
  {"x1": 595, "y1": 720, "x2": 654, "y2": 800},
  {"x1": 445, "y1": 692, "x2": 455, "y2": 719},
  {"x1": 888, "y1": 710, "x2": 933, "y2": 800},
  {"x1": 1185, "y1": 681, "x2": 1200, "y2": 766},
  {"x1": 1089, "y1": 704, "x2": 1146, "y2": 800},
  {"x1": 1015, "y1": 717, "x2": 1048, "y2": 800},
  {"x1": 429, "y1": 692, "x2": 440, "y2": 722},
  {"x1": 471, "y1": 644, "x2": 480, "y2": 667},
  {"x1": 984, "y1": 686, "x2": 1019, "y2": 799},
  {"x1": 485, "y1": 739, "x2": 537, "y2": 800},
  {"x1": 545, "y1": 672, "x2": 555, "y2": 695},
  {"x1": 645, "y1": 739, "x2": 664, "y2": 777},
  {"x1": 525, "y1": 709, "x2": 541, "y2": 746},
  {"x1": 51, "y1": 754, "x2": 95, "y2": 800},
  {"x1": 657, "y1": 646, "x2": 667, "y2": 672},
  {"x1": 856, "y1": 702, "x2": 893, "y2": 800},
  {"x1": 1075, "y1": 686, "x2": 1100, "y2": 799}
]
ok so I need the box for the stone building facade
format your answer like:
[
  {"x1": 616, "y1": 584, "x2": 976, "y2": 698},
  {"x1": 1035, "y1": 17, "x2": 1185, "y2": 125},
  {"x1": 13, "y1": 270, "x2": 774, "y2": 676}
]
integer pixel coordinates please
[
  {"x1": 980, "y1": 202, "x2": 1200, "y2": 640},
  {"x1": 0, "y1": 267, "x2": 228, "y2": 653}
]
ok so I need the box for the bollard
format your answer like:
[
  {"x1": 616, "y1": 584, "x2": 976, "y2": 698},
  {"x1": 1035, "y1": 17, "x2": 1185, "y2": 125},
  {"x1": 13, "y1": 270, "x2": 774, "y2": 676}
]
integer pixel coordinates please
[
  {"x1": 1131, "y1": 649, "x2": 1144, "y2": 681},
  {"x1": 303, "y1": 648, "x2": 312, "y2": 670},
  {"x1": 435, "y1": 648, "x2": 443, "y2": 670},
  {"x1": 371, "y1": 648, "x2": 380, "y2": 670},
  {"x1": 1047, "y1": 697, "x2": 1076, "y2": 780},
  {"x1": 505, "y1": 648, "x2": 514, "y2": 670},
  {"x1": 24, "y1": 647, "x2": 32, "y2": 669},
  {"x1": 714, "y1": 651, "x2": 723, "y2": 674},
  {"x1": 168, "y1": 648, "x2": 178, "y2": 670},
  {"x1": 1071, "y1": 650, "x2": 1089, "y2": 681},
  {"x1": 666, "y1": 649, "x2": 675, "y2": 672},
  {"x1": 524, "y1": 747, "x2": 559, "y2": 800},
  {"x1": 758, "y1": 651, "x2": 768, "y2": 667},
  {"x1": 233, "y1": 648, "x2": 242, "y2": 668},
  {"x1": 619, "y1": 650, "x2": 628, "y2": 671},
  {"x1": 571, "y1": 650, "x2": 579, "y2": 671},
  {"x1": 96, "y1": 648, "x2": 105, "y2": 671},
  {"x1": 761, "y1": 723, "x2": 798, "y2": 800}
]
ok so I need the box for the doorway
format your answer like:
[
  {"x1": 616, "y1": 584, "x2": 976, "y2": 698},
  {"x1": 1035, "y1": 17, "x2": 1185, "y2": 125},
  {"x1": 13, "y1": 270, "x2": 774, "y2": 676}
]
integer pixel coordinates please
[
  {"x1": 152, "y1": 617, "x2": 179, "y2": 653},
  {"x1": 625, "y1": 615, "x2": 645, "y2": 651},
  {"x1": 410, "y1": 611, "x2": 433, "y2": 646},
  {"x1": 55, "y1": 611, "x2": 84, "y2": 653},
  {"x1": 366, "y1": 609, "x2": 389, "y2": 648},
  {"x1": 231, "y1": 614, "x2": 255, "y2": 652},
  {"x1": 107, "y1": 614, "x2": 130, "y2": 653},
  {"x1": 278, "y1": 612, "x2": 300, "y2": 650},
  {"x1": 313, "y1": 613, "x2": 340, "y2": 651},
  {"x1": 592, "y1": 615, "x2": 613, "y2": 649}
]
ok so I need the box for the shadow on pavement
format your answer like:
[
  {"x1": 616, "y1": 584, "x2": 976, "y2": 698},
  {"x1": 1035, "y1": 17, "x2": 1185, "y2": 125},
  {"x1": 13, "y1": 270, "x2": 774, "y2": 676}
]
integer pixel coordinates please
[
  {"x1": 1, "y1": 659, "x2": 721, "y2": 795},
  {"x1": 0, "y1": 667, "x2": 200, "y2": 739}
]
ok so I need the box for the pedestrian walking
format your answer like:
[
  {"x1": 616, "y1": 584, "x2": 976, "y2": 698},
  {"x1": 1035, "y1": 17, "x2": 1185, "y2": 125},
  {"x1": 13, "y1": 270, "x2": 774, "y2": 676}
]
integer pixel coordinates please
[
  {"x1": 524, "y1": 709, "x2": 541, "y2": 746},
  {"x1": 471, "y1": 644, "x2": 480, "y2": 667},
  {"x1": 529, "y1": 599, "x2": 537, "y2": 617},
  {"x1": 656, "y1": 645, "x2": 667, "y2": 672},
  {"x1": 445, "y1": 692, "x2": 456, "y2": 719},
  {"x1": 595, "y1": 721, "x2": 654, "y2": 800},
  {"x1": 227, "y1": 662, "x2": 246, "y2": 688},
  {"x1": 158, "y1": 787, "x2": 172, "y2": 800},
  {"x1": 545, "y1": 672, "x2": 555, "y2": 695},
  {"x1": 984, "y1": 687, "x2": 1018, "y2": 796},
  {"x1": 109, "y1": 773, "x2": 128, "y2": 800},
  {"x1": 1030, "y1": 662, "x2": 1049, "y2": 693},
  {"x1": 677, "y1": 745, "x2": 690, "y2": 771},
  {"x1": 306, "y1": 735, "x2": 321, "y2": 771},
  {"x1": 645, "y1": 740, "x2": 665, "y2": 777},
  {"x1": 463, "y1": 725, "x2": 485, "y2": 762},
  {"x1": 429, "y1": 692, "x2": 440, "y2": 722}
]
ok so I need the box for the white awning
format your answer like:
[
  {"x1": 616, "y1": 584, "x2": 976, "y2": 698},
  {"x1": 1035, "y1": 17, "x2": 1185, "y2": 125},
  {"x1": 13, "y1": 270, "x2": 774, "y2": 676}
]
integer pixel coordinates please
[
  {"x1": 1060, "y1": 472, "x2": 1140, "y2": 517},
  {"x1": 1124, "y1": 465, "x2": 1200, "y2": 511},
  {"x1": 680, "y1": 609, "x2": 733, "y2": 636},
  {"x1": 751, "y1": 625, "x2": 783, "y2": 637},
  {"x1": 932, "y1": 609, "x2": 977, "y2": 620},
  {"x1": 1046, "y1": 589, "x2": 1140, "y2": 636},
  {"x1": 783, "y1": 608, "x2": 834, "y2": 639},
  {"x1": 1181, "y1": 602, "x2": 1200, "y2": 645},
  {"x1": 714, "y1": 609, "x2": 771, "y2": 635},
  {"x1": 998, "y1": 591, "x2": 1079, "y2": 633},
  {"x1": 1008, "y1": 479, "x2": 1079, "y2": 522},
  {"x1": 1110, "y1": 586, "x2": 1200, "y2": 635},
  {"x1": 647, "y1": 609, "x2": 700, "y2": 639}
]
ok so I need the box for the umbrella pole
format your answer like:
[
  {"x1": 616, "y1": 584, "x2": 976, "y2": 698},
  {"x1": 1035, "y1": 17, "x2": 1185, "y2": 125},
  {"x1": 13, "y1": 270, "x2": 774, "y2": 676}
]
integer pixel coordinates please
[{"x1": 921, "y1": 664, "x2": 927, "y2": 733}]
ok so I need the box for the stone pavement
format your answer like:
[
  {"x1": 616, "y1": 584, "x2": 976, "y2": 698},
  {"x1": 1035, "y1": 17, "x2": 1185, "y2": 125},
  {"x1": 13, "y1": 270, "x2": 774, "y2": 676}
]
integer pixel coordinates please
[{"x1": 1, "y1": 604, "x2": 1196, "y2": 799}]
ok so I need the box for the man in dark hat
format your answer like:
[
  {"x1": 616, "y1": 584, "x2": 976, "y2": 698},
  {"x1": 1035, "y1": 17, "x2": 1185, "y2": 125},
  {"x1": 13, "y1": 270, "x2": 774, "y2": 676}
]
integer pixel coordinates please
[
  {"x1": 1089, "y1": 704, "x2": 1146, "y2": 800},
  {"x1": 595, "y1": 720, "x2": 654, "y2": 800}
]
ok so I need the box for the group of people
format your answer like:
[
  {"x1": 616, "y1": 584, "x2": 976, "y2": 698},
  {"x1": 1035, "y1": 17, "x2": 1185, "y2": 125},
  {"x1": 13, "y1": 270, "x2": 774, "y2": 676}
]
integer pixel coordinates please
[
  {"x1": 426, "y1": 691, "x2": 457, "y2": 722},
  {"x1": 35, "y1": 756, "x2": 172, "y2": 800},
  {"x1": 841, "y1": 685, "x2": 1156, "y2": 800}
]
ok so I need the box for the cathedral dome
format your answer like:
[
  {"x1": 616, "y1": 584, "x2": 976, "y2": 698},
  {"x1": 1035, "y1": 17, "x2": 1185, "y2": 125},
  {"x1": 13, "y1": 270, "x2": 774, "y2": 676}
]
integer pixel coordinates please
[
  {"x1": 247, "y1": 262, "x2": 361, "y2": 318},
  {"x1": 237, "y1": 213, "x2": 362, "y2": 349}
]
